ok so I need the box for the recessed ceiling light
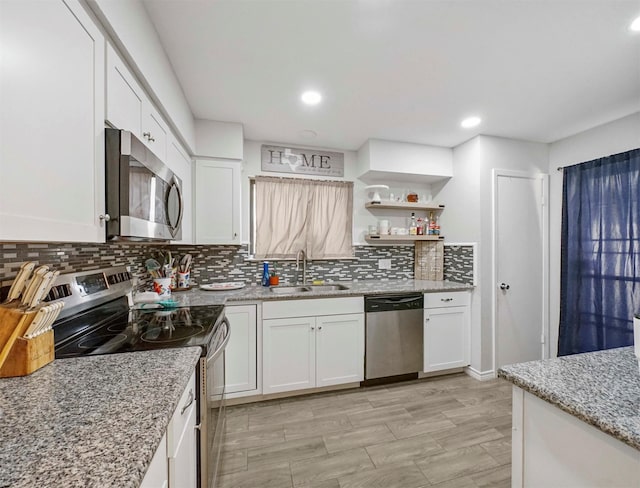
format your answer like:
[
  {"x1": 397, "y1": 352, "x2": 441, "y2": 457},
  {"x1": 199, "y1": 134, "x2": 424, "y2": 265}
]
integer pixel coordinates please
[
  {"x1": 301, "y1": 90, "x2": 322, "y2": 105},
  {"x1": 461, "y1": 116, "x2": 482, "y2": 129},
  {"x1": 630, "y1": 15, "x2": 640, "y2": 32}
]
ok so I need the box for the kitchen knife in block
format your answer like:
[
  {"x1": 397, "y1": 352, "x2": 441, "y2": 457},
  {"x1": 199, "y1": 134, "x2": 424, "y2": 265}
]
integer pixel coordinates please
[
  {"x1": 27, "y1": 270, "x2": 58, "y2": 309},
  {"x1": 23, "y1": 306, "x2": 50, "y2": 338},
  {"x1": 20, "y1": 266, "x2": 49, "y2": 308},
  {"x1": 5, "y1": 262, "x2": 35, "y2": 302}
]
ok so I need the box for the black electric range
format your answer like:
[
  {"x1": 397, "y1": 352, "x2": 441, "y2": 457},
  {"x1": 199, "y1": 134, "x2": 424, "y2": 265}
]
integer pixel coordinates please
[
  {"x1": 48, "y1": 266, "x2": 225, "y2": 360},
  {"x1": 54, "y1": 296, "x2": 225, "y2": 359}
]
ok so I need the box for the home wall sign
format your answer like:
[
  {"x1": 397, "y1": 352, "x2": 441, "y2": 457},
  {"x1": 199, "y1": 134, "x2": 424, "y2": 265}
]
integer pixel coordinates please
[{"x1": 261, "y1": 144, "x2": 344, "y2": 177}]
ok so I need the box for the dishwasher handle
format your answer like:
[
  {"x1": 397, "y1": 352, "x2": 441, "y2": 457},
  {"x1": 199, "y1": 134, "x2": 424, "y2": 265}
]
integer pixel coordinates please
[{"x1": 365, "y1": 294, "x2": 424, "y2": 312}]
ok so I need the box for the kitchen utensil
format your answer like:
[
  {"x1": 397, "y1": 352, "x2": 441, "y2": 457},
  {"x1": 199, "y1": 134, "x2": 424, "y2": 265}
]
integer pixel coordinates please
[
  {"x1": 30, "y1": 302, "x2": 63, "y2": 338},
  {"x1": 5, "y1": 262, "x2": 36, "y2": 303},
  {"x1": 180, "y1": 254, "x2": 192, "y2": 273},
  {"x1": 145, "y1": 259, "x2": 162, "y2": 278},
  {"x1": 20, "y1": 266, "x2": 49, "y2": 308},
  {"x1": 27, "y1": 270, "x2": 59, "y2": 309},
  {"x1": 23, "y1": 306, "x2": 51, "y2": 338}
]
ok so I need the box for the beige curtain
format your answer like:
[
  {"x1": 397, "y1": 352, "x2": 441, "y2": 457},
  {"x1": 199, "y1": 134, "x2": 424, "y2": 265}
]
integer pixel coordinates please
[{"x1": 255, "y1": 176, "x2": 353, "y2": 259}]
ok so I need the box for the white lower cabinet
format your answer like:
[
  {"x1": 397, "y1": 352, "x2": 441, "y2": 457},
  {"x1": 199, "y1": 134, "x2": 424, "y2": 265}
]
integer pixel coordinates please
[
  {"x1": 225, "y1": 305, "x2": 259, "y2": 395},
  {"x1": 141, "y1": 371, "x2": 197, "y2": 488},
  {"x1": 262, "y1": 298, "x2": 364, "y2": 395},
  {"x1": 423, "y1": 292, "x2": 470, "y2": 372},
  {"x1": 167, "y1": 372, "x2": 197, "y2": 488},
  {"x1": 140, "y1": 433, "x2": 168, "y2": 488},
  {"x1": 263, "y1": 316, "x2": 316, "y2": 394},
  {"x1": 315, "y1": 314, "x2": 365, "y2": 387}
]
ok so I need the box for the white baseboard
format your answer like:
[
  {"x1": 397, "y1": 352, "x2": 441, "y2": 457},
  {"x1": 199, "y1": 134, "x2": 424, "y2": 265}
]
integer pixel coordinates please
[{"x1": 465, "y1": 366, "x2": 496, "y2": 381}]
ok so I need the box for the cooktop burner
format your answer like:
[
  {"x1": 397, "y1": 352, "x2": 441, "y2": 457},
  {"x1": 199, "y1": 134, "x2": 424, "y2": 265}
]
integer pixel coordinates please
[
  {"x1": 78, "y1": 334, "x2": 128, "y2": 350},
  {"x1": 141, "y1": 325, "x2": 205, "y2": 343},
  {"x1": 54, "y1": 297, "x2": 225, "y2": 359}
]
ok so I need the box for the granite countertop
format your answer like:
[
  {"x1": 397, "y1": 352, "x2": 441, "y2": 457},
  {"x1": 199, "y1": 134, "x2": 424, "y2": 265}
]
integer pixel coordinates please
[
  {"x1": 0, "y1": 347, "x2": 202, "y2": 487},
  {"x1": 170, "y1": 279, "x2": 473, "y2": 307},
  {"x1": 498, "y1": 346, "x2": 640, "y2": 450}
]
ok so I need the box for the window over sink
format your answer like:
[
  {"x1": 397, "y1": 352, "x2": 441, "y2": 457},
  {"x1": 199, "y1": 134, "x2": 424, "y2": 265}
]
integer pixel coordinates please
[{"x1": 250, "y1": 176, "x2": 354, "y2": 259}]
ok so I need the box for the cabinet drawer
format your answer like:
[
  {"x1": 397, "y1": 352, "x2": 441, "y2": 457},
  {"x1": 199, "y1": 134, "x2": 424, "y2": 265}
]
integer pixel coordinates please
[
  {"x1": 263, "y1": 296, "x2": 363, "y2": 319},
  {"x1": 424, "y1": 291, "x2": 470, "y2": 309},
  {"x1": 168, "y1": 371, "x2": 196, "y2": 457}
]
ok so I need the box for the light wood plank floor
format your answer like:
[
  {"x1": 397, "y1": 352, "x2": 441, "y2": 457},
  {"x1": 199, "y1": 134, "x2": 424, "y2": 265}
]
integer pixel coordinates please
[{"x1": 219, "y1": 373, "x2": 512, "y2": 488}]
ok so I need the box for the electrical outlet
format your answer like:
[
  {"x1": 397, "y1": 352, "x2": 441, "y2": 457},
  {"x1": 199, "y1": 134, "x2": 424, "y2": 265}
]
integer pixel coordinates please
[{"x1": 378, "y1": 259, "x2": 392, "y2": 270}]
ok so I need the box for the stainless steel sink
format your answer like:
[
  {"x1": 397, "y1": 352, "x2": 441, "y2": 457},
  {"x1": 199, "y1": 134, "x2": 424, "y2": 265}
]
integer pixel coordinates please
[
  {"x1": 268, "y1": 283, "x2": 350, "y2": 294},
  {"x1": 308, "y1": 284, "x2": 351, "y2": 291},
  {"x1": 269, "y1": 286, "x2": 311, "y2": 294}
]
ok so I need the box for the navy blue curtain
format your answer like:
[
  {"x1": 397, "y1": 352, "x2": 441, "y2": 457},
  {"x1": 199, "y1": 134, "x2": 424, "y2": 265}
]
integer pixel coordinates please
[{"x1": 559, "y1": 148, "x2": 640, "y2": 356}]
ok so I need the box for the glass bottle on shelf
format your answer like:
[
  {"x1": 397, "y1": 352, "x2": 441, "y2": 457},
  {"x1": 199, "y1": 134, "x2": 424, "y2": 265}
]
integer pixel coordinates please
[{"x1": 409, "y1": 212, "x2": 418, "y2": 235}]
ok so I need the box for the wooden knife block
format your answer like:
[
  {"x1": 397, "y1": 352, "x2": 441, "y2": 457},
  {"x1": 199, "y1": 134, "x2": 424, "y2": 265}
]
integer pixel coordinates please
[{"x1": 0, "y1": 306, "x2": 54, "y2": 378}]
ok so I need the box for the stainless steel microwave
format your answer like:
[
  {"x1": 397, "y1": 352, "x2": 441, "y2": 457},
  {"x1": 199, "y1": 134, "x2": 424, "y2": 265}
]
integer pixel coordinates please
[{"x1": 105, "y1": 129, "x2": 183, "y2": 241}]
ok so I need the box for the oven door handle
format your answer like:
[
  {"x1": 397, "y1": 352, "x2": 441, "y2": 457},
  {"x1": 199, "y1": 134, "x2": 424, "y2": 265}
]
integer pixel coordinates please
[{"x1": 207, "y1": 318, "x2": 230, "y2": 364}]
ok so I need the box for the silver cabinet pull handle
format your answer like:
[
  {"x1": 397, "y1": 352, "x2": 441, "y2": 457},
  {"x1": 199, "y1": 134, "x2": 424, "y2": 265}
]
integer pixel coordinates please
[
  {"x1": 181, "y1": 389, "x2": 194, "y2": 415},
  {"x1": 441, "y1": 298, "x2": 453, "y2": 302}
]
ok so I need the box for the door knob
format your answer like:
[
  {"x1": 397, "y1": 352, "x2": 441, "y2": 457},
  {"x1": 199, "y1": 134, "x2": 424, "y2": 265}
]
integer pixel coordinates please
[
  {"x1": 499, "y1": 283, "x2": 510, "y2": 290},
  {"x1": 99, "y1": 214, "x2": 111, "y2": 222}
]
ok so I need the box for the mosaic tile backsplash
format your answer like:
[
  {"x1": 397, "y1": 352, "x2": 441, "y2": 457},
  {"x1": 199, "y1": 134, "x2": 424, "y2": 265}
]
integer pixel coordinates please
[{"x1": 0, "y1": 242, "x2": 474, "y2": 288}]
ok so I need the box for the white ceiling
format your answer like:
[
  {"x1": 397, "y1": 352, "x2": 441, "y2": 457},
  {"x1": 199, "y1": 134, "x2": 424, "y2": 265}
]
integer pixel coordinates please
[{"x1": 143, "y1": 0, "x2": 640, "y2": 150}]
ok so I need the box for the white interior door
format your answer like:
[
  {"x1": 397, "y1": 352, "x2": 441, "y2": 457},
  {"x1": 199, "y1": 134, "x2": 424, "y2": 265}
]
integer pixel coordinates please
[{"x1": 494, "y1": 171, "x2": 548, "y2": 369}]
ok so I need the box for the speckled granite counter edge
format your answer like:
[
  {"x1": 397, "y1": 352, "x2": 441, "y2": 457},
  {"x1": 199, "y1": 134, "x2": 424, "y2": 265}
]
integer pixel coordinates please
[{"x1": 498, "y1": 358, "x2": 640, "y2": 451}]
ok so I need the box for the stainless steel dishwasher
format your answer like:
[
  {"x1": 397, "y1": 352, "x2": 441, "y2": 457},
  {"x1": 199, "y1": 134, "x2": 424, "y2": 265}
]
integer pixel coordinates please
[{"x1": 365, "y1": 294, "x2": 424, "y2": 380}]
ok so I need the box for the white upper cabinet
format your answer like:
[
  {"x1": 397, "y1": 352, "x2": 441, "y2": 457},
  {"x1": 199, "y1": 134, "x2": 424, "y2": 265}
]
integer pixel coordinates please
[
  {"x1": 106, "y1": 43, "x2": 169, "y2": 161},
  {"x1": 106, "y1": 43, "x2": 144, "y2": 139},
  {"x1": 0, "y1": 0, "x2": 106, "y2": 242},
  {"x1": 194, "y1": 160, "x2": 241, "y2": 244},
  {"x1": 144, "y1": 104, "x2": 168, "y2": 161}
]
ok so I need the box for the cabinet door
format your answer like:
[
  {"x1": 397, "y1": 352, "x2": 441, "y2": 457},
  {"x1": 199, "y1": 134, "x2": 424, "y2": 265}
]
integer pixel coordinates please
[
  {"x1": 140, "y1": 433, "x2": 168, "y2": 488},
  {"x1": 263, "y1": 317, "x2": 315, "y2": 394},
  {"x1": 167, "y1": 137, "x2": 193, "y2": 244},
  {"x1": 225, "y1": 305, "x2": 258, "y2": 394},
  {"x1": 168, "y1": 405, "x2": 197, "y2": 488},
  {"x1": 143, "y1": 104, "x2": 168, "y2": 160},
  {"x1": 0, "y1": 0, "x2": 106, "y2": 242},
  {"x1": 316, "y1": 314, "x2": 364, "y2": 387},
  {"x1": 194, "y1": 160, "x2": 241, "y2": 244},
  {"x1": 424, "y1": 306, "x2": 470, "y2": 372},
  {"x1": 105, "y1": 43, "x2": 144, "y2": 137},
  {"x1": 168, "y1": 374, "x2": 197, "y2": 488}
]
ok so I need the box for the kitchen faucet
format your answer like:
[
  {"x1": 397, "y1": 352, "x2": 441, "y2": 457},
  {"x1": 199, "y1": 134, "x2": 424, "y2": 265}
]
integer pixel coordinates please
[{"x1": 296, "y1": 249, "x2": 307, "y2": 284}]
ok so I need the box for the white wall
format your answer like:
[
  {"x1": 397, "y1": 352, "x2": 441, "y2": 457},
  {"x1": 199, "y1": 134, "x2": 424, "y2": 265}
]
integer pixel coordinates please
[
  {"x1": 241, "y1": 140, "x2": 434, "y2": 248},
  {"x1": 88, "y1": 0, "x2": 196, "y2": 152},
  {"x1": 547, "y1": 112, "x2": 640, "y2": 357},
  {"x1": 434, "y1": 135, "x2": 549, "y2": 374},
  {"x1": 195, "y1": 120, "x2": 244, "y2": 160}
]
